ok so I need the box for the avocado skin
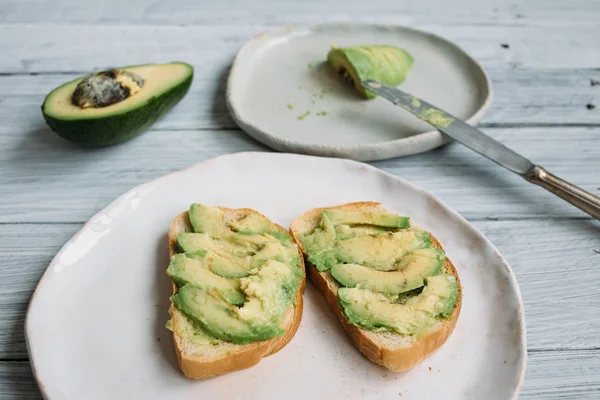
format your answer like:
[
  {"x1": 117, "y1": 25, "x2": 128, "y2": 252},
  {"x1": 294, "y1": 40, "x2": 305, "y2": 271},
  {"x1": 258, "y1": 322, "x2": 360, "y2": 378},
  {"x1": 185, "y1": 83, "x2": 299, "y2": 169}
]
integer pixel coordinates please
[{"x1": 41, "y1": 66, "x2": 193, "y2": 147}]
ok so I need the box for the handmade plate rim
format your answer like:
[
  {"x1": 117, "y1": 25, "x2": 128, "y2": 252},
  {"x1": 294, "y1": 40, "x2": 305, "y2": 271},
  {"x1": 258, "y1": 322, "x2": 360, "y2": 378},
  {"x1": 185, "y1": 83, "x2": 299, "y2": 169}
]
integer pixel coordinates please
[
  {"x1": 226, "y1": 23, "x2": 494, "y2": 161},
  {"x1": 25, "y1": 151, "x2": 526, "y2": 399}
]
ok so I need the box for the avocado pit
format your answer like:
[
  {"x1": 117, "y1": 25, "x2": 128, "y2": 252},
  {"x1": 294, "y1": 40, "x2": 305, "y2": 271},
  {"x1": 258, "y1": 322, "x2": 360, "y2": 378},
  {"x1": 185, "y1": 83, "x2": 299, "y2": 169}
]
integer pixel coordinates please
[{"x1": 71, "y1": 69, "x2": 144, "y2": 109}]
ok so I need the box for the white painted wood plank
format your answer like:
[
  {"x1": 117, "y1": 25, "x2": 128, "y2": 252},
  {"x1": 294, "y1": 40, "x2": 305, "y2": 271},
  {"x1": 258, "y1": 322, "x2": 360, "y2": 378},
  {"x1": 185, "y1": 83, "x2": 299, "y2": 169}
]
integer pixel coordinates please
[
  {"x1": 485, "y1": 219, "x2": 600, "y2": 351},
  {"x1": 0, "y1": 351, "x2": 598, "y2": 399},
  {"x1": 1, "y1": 350, "x2": 599, "y2": 400},
  {"x1": 1, "y1": 220, "x2": 598, "y2": 358},
  {"x1": 1, "y1": 0, "x2": 599, "y2": 27},
  {"x1": 521, "y1": 350, "x2": 600, "y2": 399},
  {"x1": 0, "y1": 224, "x2": 80, "y2": 360},
  {"x1": 0, "y1": 22, "x2": 599, "y2": 75},
  {"x1": 1, "y1": 67, "x2": 598, "y2": 132},
  {"x1": 0, "y1": 362, "x2": 41, "y2": 400},
  {"x1": 0, "y1": 127, "x2": 598, "y2": 223}
]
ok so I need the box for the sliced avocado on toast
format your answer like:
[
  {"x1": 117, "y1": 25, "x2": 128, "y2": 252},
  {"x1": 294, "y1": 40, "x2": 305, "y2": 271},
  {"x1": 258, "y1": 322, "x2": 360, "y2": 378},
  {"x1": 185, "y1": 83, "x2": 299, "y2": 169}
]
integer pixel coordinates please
[
  {"x1": 166, "y1": 204, "x2": 305, "y2": 379},
  {"x1": 327, "y1": 45, "x2": 413, "y2": 99},
  {"x1": 290, "y1": 202, "x2": 461, "y2": 372},
  {"x1": 338, "y1": 274, "x2": 458, "y2": 335},
  {"x1": 42, "y1": 62, "x2": 193, "y2": 147},
  {"x1": 331, "y1": 247, "x2": 446, "y2": 295}
]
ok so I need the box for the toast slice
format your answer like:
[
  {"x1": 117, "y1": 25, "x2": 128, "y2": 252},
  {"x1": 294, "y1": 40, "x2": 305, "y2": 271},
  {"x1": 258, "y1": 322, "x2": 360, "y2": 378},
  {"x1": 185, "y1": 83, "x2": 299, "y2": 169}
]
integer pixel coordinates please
[
  {"x1": 168, "y1": 207, "x2": 305, "y2": 379},
  {"x1": 289, "y1": 201, "x2": 461, "y2": 372}
]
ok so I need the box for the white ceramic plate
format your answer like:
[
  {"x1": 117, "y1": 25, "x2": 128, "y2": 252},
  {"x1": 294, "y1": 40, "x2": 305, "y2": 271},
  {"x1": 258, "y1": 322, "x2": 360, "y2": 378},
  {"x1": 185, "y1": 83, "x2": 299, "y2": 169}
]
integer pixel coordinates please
[
  {"x1": 26, "y1": 152, "x2": 525, "y2": 400},
  {"x1": 227, "y1": 24, "x2": 492, "y2": 161}
]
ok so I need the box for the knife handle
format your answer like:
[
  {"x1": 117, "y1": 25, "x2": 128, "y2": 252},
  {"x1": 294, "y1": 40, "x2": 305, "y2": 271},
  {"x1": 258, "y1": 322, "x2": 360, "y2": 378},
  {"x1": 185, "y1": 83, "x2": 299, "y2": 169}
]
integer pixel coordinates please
[{"x1": 525, "y1": 166, "x2": 600, "y2": 220}]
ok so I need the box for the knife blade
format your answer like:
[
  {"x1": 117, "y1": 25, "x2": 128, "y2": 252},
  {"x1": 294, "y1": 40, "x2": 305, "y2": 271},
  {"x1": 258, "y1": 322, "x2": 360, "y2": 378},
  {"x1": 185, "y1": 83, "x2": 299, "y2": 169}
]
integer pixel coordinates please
[
  {"x1": 361, "y1": 80, "x2": 533, "y2": 175},
  {"x1": 360, "y1": 79, "x2": 600, "y2": 219}
]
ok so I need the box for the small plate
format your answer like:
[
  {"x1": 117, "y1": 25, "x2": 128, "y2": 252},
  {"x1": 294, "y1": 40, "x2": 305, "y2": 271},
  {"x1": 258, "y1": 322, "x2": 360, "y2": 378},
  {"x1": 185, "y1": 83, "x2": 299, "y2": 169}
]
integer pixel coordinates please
[
  {"x1": 227, "y1": 24, "x2": 492, "y2": 161},
  {"x1": 26, "y1": 152, "x2": 525, "y2": 399}
]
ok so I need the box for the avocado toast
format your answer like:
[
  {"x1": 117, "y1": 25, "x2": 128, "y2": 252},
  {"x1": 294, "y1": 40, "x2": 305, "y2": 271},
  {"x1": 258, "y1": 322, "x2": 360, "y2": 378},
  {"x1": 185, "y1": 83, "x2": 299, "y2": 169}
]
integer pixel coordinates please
[
  {"x1": 167, "y1": 204, "x2": 305, "y2": 379},
  {"x1": 290, "y1": 202, "x2": 461, "y2": 372}
]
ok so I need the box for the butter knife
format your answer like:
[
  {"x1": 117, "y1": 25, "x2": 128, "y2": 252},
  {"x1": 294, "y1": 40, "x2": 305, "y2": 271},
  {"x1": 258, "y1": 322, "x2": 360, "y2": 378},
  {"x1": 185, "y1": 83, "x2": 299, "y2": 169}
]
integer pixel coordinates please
[{"x1": 361, "y1": 80, "x2": 600, "y2": 220}]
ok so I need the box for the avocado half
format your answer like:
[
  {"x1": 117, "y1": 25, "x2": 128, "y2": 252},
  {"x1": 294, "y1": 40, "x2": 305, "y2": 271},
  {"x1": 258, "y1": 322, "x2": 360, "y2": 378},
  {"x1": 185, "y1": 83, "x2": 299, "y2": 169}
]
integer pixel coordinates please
[
  {"x1": 41, "y1": 62, "x2": 193, "y2": 147},
  {"x1": 327, "y1": 45, "x2": 413, "y2": 99}
]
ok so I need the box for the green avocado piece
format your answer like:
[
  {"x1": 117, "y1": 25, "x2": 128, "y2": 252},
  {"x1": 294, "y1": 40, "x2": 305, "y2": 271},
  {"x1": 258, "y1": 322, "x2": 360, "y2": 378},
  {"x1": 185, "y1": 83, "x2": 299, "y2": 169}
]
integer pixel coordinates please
[
  {"x1": 337, "y1": 274, "x2": 458, "y2": 335},
  {"x1": 298, "y1": 211, "x2": 337, "y2": 272},
  {"x1": 330, "y1": 248, "x2": 445, "y2": 295},
  {"x1": 166, "y1": 307, "x2": 220, "y2": 346},
  {"x1": 171, "y1": 204, "x2": 304, "y2": 344},
  {"x1": 178, "y1": 230, "x2": 254, "y2": 257},
  {"x1": 252, "y1": 240, "x2": 301, "y2": 270},
  {"x1": 172, "y1": 284, "x2": 284, "y2": 344},
  {"x1": 188, "y1": 204, "x2": 234, "y2": 238},
  {"x1": 167, "y1": 254, "x2": 245, "y2": 305},
  {"x1": 177, "y1": 232, "x2": 256, "y2": 278},
  {"x1": 327, "y1": 45, "x2": 413, "y2": 99},
  {"x1": 323, "y1": 210, "x2": 410, "y2": 228},
  {"x1": 188, "y1": 203, "x2": 285, "y2": 247},
  {"x1": 334, "y1": 230, "x2": 431, "y2": 270},
  {"x1": 172, "y1": 259, "x2": 299, "y2": 344},
  {"x1": 237, "y1": 259, "x2": 300, "y2": 325},
  {"x1": 334, "y1": 224, "x2": 391, "y2": 240},
  {"x1": 228, "y1": 212, "x2": 274, "y2": 235},
  {"x1": 178, "y1": 231, "x2": 299, "y2": 279},
  {"x1": 41, "y1": 62, "x2": 193, "y2": 147}
]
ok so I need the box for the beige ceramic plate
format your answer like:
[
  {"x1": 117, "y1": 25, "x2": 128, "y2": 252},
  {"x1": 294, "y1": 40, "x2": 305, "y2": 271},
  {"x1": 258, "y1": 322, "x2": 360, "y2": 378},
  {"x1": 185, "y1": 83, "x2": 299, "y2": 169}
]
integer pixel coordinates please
[
  {"x1": 26, "y1": 152, "x2": 524, "y2": 399},
  {"x1": 227, "y1": 24, "x2": 492, "y2": 161}
]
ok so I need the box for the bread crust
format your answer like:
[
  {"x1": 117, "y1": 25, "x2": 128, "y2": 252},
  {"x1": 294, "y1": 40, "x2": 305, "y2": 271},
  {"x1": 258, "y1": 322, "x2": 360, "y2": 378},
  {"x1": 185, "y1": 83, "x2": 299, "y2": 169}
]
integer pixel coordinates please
[
  {"x1": 289, "y1": 202, "x2": 462, "y2": 372},
  {"x1": 168, "y1": 208, "x2": 305, "y2": 379}
]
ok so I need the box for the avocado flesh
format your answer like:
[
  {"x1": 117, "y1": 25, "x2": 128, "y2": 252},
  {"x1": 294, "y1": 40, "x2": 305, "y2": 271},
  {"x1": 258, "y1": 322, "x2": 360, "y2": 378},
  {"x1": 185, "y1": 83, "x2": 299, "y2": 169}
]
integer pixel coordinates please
[
  {"x1": 41, "y1": 62, "x2": 193, "y2": 147},
  {"x1": 173, "y1": 285, "x2": 284, "y2": 344},
  {"x1": 178, "y1": 232, "x2": 299, "y2": 279},
  {"x1": 166, "y1": 307, "x2": 220, "y2": 346},
  {"x1": 298, "y1": 212, "x2": 337, "y2": 272},
  {"x1": 171, "y1": 204, "x2": 303, "y2": 344},
  {"x1": 334, "y1": 224, "x2": 390, "y2": 240},
  {"x1": 299, "y1": 209, "x2": 457, "y2": 335},
  {"x1": 237, "y1": 260, "x2": 299, "y2": 325},
  {"x1": 167, "y1": 254, "x2": 245, "y2": 305},
  {"x1": 189, "y1": 204, "x2": 234, "y2": 239},
  {"x1": 323, "y1": 210, "x2": 410, "y2": 229},
  {"x1": 331, "y1": 248, "x2": 445, "y2": 295},
  {"x1": 327, "y1": 45, "x2": 413, "y2": 99},
  {"x1": 229, "y1": 212, "x2": 274, "y2": 235},
  {"x1": 334, "y1": 230, "x2": 431, "y2": 270},
  {"x1": 337, "y1": 274, "x2": 458, "y2": 335},
  {"x1": 178, "y1": 232, "x2": 257, "y2": 258},
  {"x1": 172, "y1": 259, "x2": 299, "y2": 344}
]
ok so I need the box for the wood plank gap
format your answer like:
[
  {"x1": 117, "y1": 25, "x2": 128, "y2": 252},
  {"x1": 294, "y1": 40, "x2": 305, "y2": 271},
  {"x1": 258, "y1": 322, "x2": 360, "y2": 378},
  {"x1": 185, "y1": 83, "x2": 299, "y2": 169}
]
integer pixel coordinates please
[
  {"x1": 0, "y1": 216, "x2": 594, "y2": 226},
  {"x1": 528, "y1": 347, "x2": 600, "y2": 353},
  {"x1": 478, "y1": 123, "x2": 600, "y2": 129},
  {"x1": 0, "y1": 222, "x2": 83, "y2": 225},
  {"x1": 0, "y1": 71, "x2": 88, "y2": 77},
  {"x1": 143, "y1": 123, "x2": 600, "y2": 132},
  {"x1": 481, "y1": 216, "x2": 594, "y2": 222}
]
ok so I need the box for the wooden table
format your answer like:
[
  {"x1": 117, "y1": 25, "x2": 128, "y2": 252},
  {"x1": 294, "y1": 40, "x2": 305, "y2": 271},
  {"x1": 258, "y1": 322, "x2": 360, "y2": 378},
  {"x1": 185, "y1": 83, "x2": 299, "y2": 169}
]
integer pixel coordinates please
[{"x1": 1, "y1": 0, "x2": 599, "y2": 398}]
